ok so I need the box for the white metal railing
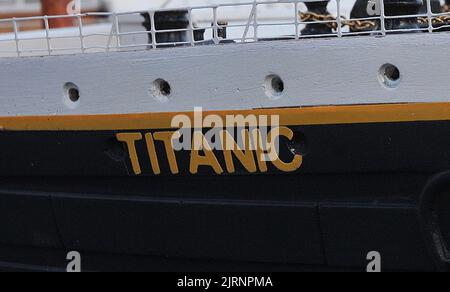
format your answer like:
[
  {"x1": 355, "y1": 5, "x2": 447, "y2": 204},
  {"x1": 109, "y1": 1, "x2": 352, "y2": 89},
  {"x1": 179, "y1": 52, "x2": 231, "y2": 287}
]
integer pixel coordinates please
[{"x1": 0, "y1": 0, "x2": 448, "y2": 58}]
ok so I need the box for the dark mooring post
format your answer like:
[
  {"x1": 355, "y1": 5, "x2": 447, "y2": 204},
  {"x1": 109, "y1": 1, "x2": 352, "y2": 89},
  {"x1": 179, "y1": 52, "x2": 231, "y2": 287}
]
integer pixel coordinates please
[
  {"x1": 142, "y1": 10, "x2": 190, "y2": 47},
  {"x1": 352, "y1": 0, "x2": 433, "y2": 32},
  {"x1": 420, "y1": 0, "x2": 441, "y2": 13},
  {"x1": 301, "y1": 1, "x2": 332, "y2": 35},
  {"x1": 141, "y1": 10, "x2": 208, "y2": 47},
  {"x1": 384, "y1": 0, "x2": 423, "y2": 30},
  {"x1": 350, "y1": 0, "x2": 377, "y2": 32}
]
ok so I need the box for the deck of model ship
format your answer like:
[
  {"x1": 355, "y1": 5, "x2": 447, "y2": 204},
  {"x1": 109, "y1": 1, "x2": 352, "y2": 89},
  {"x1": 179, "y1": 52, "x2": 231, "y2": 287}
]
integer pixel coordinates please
[{"x1": 0, "y1": 0, "x2": 449, "y2": 58}]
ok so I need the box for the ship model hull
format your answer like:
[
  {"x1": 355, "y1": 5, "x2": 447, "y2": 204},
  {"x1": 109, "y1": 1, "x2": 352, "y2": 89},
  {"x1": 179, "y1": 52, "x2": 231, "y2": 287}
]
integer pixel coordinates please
[
  {"x1": 2, "y1": 0, "x2": 450, "y2": 272},
  {"x1": 0, "y1": 103, "x2": 450, "y2": 271}
]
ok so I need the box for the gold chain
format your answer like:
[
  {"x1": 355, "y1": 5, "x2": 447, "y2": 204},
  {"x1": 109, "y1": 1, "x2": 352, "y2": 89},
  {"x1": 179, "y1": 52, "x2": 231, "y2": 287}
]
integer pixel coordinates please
[
  {"x1": 300, "y1": 5, "x2": 450, "y2": 31},
  {"x1": 418, "y1": 15, "x2": 450, "y2": 26},
  {"x1": 299, "y1": 11, "x2": 377, "y2": 31}
]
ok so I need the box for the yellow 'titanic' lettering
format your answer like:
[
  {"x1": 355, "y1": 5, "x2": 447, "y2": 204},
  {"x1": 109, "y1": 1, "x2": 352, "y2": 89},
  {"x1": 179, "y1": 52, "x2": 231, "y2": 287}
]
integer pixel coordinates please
[
  {"x1": 221, "y1": 129, "x2": 257, "y2": 174},
  {"x1": 270, "y1": 126, "x2": 303, "y2": 172},
  {"x1": 144, "y1": 133, "x2": 161, "y2": 175},
  {"x1": 117, "y1": 127, "x2": 303, "y2": 175},
  {"x1": 251, "y1": 128, "x2": 268, "y2": 173},
  {"x1": 153, "y1": 131, "x2": 180, "y2": 174},
  {"x1": 116, "y1": 132, "x2": 143, "y2": 175},
  {"x1": 190, "y1": 133, "x2": 224, "y2": 175}
]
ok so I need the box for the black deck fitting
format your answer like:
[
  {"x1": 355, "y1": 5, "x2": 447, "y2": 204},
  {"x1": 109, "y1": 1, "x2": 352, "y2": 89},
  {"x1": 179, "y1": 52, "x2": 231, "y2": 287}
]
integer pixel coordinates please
[
  {"x1": 384, "y1": 0, "x2": 423, "y2": 30},
  {"x1": 301, "y1": 1, "x2": 332, "y2": 36},
  {"x1": 418, "y1": 0, "x2": 441, "y2": 13},
  {"x1": 350, "y1": 0, "x2": 379, "y2": 32},
  {"x1": 141, "y1": 10, "x2": 200, "y2": 47},
  {"x1": 351, "y1": 0, "x2": 426, "y2": 32}
]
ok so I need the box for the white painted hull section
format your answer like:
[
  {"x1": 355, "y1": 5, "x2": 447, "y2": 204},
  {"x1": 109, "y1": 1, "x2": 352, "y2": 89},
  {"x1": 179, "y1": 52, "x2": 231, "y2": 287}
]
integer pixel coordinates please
[{"x1": 0, "y1": 32, "x2": 449, "y2": 117}]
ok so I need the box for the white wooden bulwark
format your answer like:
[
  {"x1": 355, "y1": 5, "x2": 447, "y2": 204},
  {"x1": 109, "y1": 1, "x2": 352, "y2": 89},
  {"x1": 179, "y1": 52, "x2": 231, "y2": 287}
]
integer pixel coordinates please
[{"x1": 0, "y1": 32, "x2": 449, "y2": 116}]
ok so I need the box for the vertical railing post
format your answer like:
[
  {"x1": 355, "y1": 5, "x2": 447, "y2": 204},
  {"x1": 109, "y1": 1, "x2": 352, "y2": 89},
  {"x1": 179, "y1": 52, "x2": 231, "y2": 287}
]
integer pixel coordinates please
[
  {"x1": 426, "y1": 0, "x2": 433, "y2": 33},
  {"x1": 150, "y1": 11, "x2": 157, "y2": 49},
  {"x1": 380, "y1": 0, "x2": 386, "y2": 35},
  {"x1": 336, "y1": 0, "x2": 342, "y2": 37},
  {"x1": 213, "y1": 7, "x2": 219, "y2": 44},
  {"x1": 115, "y1": 13, "x2": 121, "y2": 49},
  {"x1": 242, "y1": 1, "x2": 257, "y2": 42},
  {"x1": 253, "y1": 2, "x2": 258, "y2": 42},
  {"x1": 44, "y1": 16, "x2": 51, "y2": 55},
  {"x1": 106, "y1": 13, "x2": 116, "y2": 52},
  {"x1": 294, "y1": 1, "x2": 299, "y2": 39},
  {"x1": 77, "y1": 14, "x2": 85, "y2": 53},
  {"x1": 188, "y1": 8, "x2": 195, "y2": 46},
  {"x1": 12, "y1": 18, "x2": 20, "y2": 57}
]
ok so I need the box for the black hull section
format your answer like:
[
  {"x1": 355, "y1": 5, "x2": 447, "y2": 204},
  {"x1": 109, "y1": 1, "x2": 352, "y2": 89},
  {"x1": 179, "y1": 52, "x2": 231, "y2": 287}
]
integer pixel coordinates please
[
  {"x1": 1, "y1": 120, "x2": 450, "y2": 271},
  {"x1": 2, "y1": 121, "x2": 450, "y2": 176}
]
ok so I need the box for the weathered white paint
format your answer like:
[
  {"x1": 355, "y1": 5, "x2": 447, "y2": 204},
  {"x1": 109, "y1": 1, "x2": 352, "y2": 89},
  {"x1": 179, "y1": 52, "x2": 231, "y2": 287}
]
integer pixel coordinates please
[{"x1": 0, "y1": 32, "x2": 449, "y2": 117}]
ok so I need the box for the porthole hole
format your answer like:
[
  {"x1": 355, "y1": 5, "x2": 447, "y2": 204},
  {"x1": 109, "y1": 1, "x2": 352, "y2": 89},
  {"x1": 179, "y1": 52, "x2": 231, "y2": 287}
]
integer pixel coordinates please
[
  {"x1": 265, "y1": 74, "x2": 285, "y2": 100},
  {"x1": 150, "y1": 78, "x2": 172, "y2": 102},
  {"x1": 379, "y1": 63, "x2": 401, "y2": 89},
  {"x1": 104, "y1": 137, "x2": 126, "y2": 162},
  {"x1": 68, "y1": 87, "x2": 80, "y2": 102},
  {"x1": 63, "y1": 82, "x2": 80, "y2": 108}
]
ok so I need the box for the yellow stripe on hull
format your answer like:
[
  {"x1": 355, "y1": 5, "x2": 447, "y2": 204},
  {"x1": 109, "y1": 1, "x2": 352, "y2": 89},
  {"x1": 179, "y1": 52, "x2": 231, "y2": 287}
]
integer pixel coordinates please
[{"x1": 1, "y1": 102, "x2": 450, "y2": 131}]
